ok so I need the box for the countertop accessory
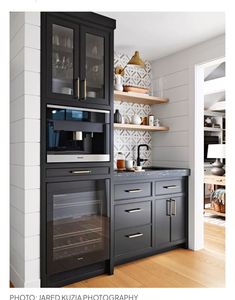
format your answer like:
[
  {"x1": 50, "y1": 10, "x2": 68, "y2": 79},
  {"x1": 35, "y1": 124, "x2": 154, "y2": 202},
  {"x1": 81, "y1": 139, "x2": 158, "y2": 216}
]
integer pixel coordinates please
[
  {"x1": 154, "y1": 118, "x2": 160, "y2": 127},
  {"x1": 114, "y1": 74, "x2": 123, "y2": 91},
  {"x1": 115, "y1": 51, "x2": 145, "y2": 76},
  {"x1": 114, "y1": 109, "x2": 122, "y2": 123},
  {"x1": 125, "y1": 159, "x2": 134, "y2": 170},
  {"x1": 137, "y1": 144, "x2": 149, "y2": 166},
  {"x1": 207, "y1": 144, "x2": 226, "y2": 176},
  {"x1": 132, "y1": 114, "x2": 142, "y2": 125},
  {"x1": 141, "y1": 116, "x2": 148, "y2": 125},
  {"x1": 148, "y1": 115, "x2": 154, "y2": 126},
  {"x1": 135, "y1": 166, "x2": 142, "y2": 171},
  {"x1": 117, "y1": 152, "x2": 125, "y2": 170}
]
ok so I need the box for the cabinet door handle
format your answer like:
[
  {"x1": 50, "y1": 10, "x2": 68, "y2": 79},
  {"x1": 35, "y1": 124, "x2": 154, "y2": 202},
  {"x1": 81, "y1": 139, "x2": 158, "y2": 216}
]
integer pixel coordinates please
[
  {"x1": 76, "y1": 257, "x2": 84, "y2": 261},
  {"x1": 125, "y1": 208, "x2": 142, "y2": 213},
  {"x1": 171, "y1": 199, "x2": 176, "y2": 216},
  {"x1": 125, "y1": 189, "x2": 143, "y2": 193},
  {"x1": 84, "y1": 78, "x2": 87, "y2": 100},
  {"x1": 163, "y1": 185, "x2": 178, "y2": 189},
  {"x1": 70, "y1": 170, "x2": 91, "y2": 174},
  {"x1": 166, "y1": 199, "x2": 171, "y2": 216},
  {"x1": 125, "y1": 233, "x2": 143, "y2": 239},
  {"x1": 76, "y1": 78, "x2": 80, "y2": 99}
]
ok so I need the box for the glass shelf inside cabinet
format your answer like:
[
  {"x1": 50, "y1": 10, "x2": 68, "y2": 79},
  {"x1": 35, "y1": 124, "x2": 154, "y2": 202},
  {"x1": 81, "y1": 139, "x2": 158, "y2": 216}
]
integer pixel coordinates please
[{"x1": 52, "y1": 24, "x2": 74, "y2": 96}]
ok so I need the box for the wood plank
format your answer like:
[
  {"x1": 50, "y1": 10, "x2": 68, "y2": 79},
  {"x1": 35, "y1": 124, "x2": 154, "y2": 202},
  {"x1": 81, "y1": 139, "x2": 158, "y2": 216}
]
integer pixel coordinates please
[
  {"x1": 114, "y1": 123, "x2": 169, "y2": 131},
  {"x1": 114, "y1": 91, "x2": 169, "y2": 105},
  {"x1": 64, "y1": 222, "x2": 224, "y2": 288}
]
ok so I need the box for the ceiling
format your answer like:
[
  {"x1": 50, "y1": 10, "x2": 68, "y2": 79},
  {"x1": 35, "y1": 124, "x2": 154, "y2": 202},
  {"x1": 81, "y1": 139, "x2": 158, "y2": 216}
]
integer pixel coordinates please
[{"x1": 101, "y1": 12, "x2": 225, "y2": 61}]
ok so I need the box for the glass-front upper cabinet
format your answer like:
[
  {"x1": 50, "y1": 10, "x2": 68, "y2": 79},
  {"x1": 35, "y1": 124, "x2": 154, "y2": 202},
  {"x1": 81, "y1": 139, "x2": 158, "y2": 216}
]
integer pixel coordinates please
[
  {"x1": 80, "y1": 27, "x2": 110, "y2": 106},
  {"x1": 52, "y1": 24, "x2": 75, "y2": 96},
  {"x1": 45, "y1": 16, "x2": 79, "y2": 101},
  {"x1": 44, "y1": 15, "x2": 111, "y2": 107}
]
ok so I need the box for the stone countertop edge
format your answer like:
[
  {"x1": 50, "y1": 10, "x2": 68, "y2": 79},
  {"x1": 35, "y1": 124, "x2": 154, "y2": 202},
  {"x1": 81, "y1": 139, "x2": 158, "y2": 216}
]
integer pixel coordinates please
[{"x1": 113, "y1": 167, "x2": 190, "y2": 180}]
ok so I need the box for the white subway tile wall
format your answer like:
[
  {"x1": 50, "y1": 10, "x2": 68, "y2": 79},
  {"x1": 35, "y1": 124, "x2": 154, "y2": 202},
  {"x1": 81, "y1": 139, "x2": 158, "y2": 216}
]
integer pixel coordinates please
[{"x1": 10, "y1": 12, "x2": 41, "y2": 288}]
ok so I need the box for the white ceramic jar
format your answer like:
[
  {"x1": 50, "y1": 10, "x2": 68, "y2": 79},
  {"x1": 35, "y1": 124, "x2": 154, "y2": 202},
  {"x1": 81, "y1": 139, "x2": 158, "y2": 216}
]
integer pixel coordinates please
[{"x1": 132, "y1": 114, "x2": 142, "y2": 125}]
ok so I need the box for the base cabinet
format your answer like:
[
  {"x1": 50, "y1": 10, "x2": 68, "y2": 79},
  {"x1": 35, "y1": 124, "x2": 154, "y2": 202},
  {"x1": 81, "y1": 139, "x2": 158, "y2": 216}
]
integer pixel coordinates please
[
  {"x1": 155, "y1": 196, "x2": 186, "y2": 250},
  {"x1": 114, "y1": 172, "x2": 189, "y2": 265}
]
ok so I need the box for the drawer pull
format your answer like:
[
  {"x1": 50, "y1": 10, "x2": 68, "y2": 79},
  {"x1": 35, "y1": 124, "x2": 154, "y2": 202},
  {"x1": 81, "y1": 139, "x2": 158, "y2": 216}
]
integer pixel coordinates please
[
  {"x1": 70, "y1": 170, "x2": 91, "y2": 174},
  {"x1": 125, "y1": 189, "x2": 143, "y2": 193},
  {"x1": 216, "y1": 179, "x2": 223, "y2": 182},
  {"x1": 125, "y1": 233, "x2": 143, "y2": 239},
  {"x1": 125, "y1": 208, "x2": 142, "y2": 213},
  {"x1": 163, "y1": 185, "x2": 178, "y2": 189}
]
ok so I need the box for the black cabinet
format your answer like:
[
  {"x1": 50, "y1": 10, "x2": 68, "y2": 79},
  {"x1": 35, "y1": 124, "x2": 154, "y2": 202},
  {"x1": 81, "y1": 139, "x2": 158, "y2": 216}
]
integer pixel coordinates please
[
  {"x1": 41, "y1": 12, "x2": 115, "y2": 108},
  {"x1": 40, "y1": 12, "x2": 116, "y2": 287},
  {"x1": 113, "y1": 171, "x2": 189, "y2": 265},
  {"x1": 114, "y1": 199, "x2": 153, "y2": 261},
  {"x1": 155, "y1": 195, "x2": 186, "y2": 250}
]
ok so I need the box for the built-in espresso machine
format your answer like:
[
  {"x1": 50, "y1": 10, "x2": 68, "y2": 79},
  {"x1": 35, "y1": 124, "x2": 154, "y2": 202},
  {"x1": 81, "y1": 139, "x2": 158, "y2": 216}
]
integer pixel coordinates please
[{"x1": 46, "y1": 105, "x2": 110, "y2": 163}]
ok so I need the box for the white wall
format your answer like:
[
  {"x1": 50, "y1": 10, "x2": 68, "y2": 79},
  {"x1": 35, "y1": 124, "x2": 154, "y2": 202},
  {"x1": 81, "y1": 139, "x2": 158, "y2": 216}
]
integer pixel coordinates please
[
  {"x1": 10, "y1": 12, "x2": 41, "y2": 288},
  {"x1": 151, "y1": 35, "x2": 225, "y2": 250}
]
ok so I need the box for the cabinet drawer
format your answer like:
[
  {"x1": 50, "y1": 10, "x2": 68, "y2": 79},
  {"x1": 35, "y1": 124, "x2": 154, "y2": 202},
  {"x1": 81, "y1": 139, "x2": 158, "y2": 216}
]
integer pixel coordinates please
[
  {"x1": 155, "y1": 179, "x2": 183, "y2": 195},
  {"x1": 46, "y1": 167, "x2": 109, "y2": 178},
  {"x1": 114, "y1": 182, "x2": 151, "y2": 200},
  {"x1": 115, "y1": 225, "x2": 151, "y2": 256},
  {"x1": 115, "y1": 201, "x2": 151, "y2": 230}
]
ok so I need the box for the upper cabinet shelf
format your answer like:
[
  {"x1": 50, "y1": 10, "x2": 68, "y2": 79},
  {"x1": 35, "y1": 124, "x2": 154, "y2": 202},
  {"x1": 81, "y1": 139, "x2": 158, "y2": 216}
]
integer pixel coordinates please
[{"x1": 114, "y1": 91, "x2": 169, "y2": 105}]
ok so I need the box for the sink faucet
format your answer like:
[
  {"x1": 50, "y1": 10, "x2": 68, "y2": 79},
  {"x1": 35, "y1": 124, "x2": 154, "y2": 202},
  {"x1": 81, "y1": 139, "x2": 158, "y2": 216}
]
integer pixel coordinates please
[{"x1": 137, "y1": 144, "x2": 149, "y2": 166}]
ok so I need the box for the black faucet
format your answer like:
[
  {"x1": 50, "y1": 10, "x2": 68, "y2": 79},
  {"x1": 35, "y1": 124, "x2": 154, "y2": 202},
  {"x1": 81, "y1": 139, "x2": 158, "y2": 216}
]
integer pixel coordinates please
[{"x1": 137, "y1": 144, "x2": 149, "y2": 166}]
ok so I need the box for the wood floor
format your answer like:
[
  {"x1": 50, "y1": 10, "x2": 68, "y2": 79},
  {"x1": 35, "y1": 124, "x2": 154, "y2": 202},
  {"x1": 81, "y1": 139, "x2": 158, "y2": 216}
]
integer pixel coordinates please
[{"x1": 65, "y1": 222, "x2": 225, "y2": 288}]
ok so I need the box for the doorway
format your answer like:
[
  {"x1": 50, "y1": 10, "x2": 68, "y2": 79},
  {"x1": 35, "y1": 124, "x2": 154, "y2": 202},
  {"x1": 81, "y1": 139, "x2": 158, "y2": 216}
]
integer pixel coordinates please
[{"x1": 195, "y1": 57, "x2": 226, "y2": 242}]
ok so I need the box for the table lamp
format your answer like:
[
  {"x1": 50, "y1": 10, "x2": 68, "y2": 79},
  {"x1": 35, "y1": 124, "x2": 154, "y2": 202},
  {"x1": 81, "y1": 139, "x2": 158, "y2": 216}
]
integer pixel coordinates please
[{"x1": 207, "y1": 144, "x2": 226, "y2": 176}]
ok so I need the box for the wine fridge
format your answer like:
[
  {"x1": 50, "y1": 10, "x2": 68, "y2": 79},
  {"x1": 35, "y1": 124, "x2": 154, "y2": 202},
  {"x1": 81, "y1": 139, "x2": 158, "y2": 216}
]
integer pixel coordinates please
[{"x1": 46, "y1": 177, "x2": 110, "y2": 275}]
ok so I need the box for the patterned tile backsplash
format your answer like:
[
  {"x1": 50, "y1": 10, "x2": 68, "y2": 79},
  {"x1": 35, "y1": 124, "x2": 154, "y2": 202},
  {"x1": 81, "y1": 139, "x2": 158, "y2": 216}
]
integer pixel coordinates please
[{"x1": 114, "y1": 52, "x2": 152, "y2": 168}]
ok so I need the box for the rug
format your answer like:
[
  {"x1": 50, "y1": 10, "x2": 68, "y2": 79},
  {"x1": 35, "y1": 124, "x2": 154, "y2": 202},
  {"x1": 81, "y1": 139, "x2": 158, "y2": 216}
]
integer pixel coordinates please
[{"x1": 204, "y1": 212, "x2": 225, "y2": 227}]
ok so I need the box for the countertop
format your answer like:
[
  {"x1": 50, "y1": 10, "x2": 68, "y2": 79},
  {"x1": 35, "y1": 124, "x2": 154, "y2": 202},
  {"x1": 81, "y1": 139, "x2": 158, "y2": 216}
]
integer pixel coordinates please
[{"x1": 113, "y1": 167, "x2": 190, "y2": 181}]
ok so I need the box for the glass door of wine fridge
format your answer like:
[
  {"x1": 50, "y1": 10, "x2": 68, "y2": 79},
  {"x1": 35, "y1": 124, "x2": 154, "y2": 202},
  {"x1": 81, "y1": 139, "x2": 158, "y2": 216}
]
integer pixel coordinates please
[{"x1": 46, "y1": 178, "x2": 110, "y2": 275}]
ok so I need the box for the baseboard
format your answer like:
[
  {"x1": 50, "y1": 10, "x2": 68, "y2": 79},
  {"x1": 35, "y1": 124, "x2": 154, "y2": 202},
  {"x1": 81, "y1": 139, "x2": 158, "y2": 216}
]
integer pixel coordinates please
[
  {"x1": 10, "y1": 266, "x2": 41, "y2": 288},
  {"x1": 10, "y1": 265, "x2": 24, "y2": 287}
]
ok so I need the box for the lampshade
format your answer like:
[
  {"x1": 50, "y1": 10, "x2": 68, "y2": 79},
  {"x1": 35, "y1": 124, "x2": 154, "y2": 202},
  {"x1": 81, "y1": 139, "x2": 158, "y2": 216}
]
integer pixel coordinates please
[
  {"x1": 115, "y1": 51, "x2": 145, "y2": 75},
  {"x1": 127, "y1": 51, "x2": 145, "y2": 68},
  {"x1": 207, "y1": 144, "x2": 226, "y2": 159}
]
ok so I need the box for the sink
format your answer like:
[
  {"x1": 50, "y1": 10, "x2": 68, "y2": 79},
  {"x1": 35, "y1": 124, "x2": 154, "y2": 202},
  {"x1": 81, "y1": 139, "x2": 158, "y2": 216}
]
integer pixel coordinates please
[{"x1": 143, "y1": 166, "x2": 174, "y2": 171}]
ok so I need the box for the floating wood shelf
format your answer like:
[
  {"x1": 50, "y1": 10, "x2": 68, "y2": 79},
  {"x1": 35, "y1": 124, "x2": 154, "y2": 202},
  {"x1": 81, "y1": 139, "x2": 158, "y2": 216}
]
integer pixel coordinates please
[
  {"x1": 114, "y1": 123, "x2": 169, "y2": 132},
  {"x1": 114, "y1": 91, "x2": 169, "y2": 105}
]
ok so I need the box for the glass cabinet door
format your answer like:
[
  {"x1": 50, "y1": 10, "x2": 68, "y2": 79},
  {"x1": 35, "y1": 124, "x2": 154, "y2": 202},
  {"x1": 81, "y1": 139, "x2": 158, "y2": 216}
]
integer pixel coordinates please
[
  {"x1": 86, "y1": 33, "x2": 104, "y2": 99},
  {"x1": 81, "y1": 27, "x2": 109, "y2": 106},
  {"x1": 47, "y1": 179, "x2": 110, "y2": 275},
  {"x1": 52, "y1": 24, "x2": 75, "y2": 96}
]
